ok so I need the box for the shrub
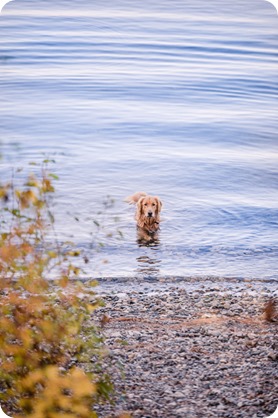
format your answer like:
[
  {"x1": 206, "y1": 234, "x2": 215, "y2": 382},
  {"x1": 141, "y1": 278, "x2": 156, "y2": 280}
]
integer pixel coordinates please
[{"x1": 0, "y1": 161, "x2": 113, "y2": 417}]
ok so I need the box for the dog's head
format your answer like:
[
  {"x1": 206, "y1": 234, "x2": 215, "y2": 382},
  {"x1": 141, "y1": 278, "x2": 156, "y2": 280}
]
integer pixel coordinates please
[{"x1": 137, "y1": 195, "x2": 162, "y2": 219}]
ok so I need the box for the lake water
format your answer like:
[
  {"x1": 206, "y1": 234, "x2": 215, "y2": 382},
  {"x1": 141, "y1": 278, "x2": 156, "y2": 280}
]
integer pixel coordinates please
[{"x1": 1, "y1": 0, "x2": 277, "y2": 282}]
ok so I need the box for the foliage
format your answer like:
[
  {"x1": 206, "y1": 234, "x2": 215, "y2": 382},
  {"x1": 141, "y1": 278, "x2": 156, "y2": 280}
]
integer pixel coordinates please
[{"x1": 0, "y1": 161, "x2": 113, "y2": 417}]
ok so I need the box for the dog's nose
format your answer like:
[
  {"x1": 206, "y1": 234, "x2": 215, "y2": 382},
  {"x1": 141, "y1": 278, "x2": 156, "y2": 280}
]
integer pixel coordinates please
[{"x1": 148, "y1": 211, "x2": 153, "y2": 217}]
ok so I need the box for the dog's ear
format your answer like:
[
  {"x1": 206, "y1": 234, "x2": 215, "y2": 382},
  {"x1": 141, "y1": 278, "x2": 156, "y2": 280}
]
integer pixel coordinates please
[
  {"x1": 136, "y1": 197, "x2": 146, "y2": 227},
  {"x1": 154, "y1": 197, "x2": 162, "y2": 214},
  {"x1": 137, "y1": 197, "x2": 145, "y2": 216}
]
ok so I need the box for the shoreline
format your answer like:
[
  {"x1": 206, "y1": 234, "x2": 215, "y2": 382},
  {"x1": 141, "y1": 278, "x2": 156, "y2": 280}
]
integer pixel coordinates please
[
  {"x1": 80, "y1": 275, "x2": 278, "y2": 286},
  {"x1": 95, "y1": 276, "x2": 278, "y2": 296},
  {"x1": 91, "y1": 281, "x2": 277, "y2": 418}
]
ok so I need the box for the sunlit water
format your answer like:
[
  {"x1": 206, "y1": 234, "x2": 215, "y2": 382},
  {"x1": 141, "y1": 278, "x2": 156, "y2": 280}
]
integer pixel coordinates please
[{"x1": 1, "y1": 0, "x2": 277, "y2": 282}]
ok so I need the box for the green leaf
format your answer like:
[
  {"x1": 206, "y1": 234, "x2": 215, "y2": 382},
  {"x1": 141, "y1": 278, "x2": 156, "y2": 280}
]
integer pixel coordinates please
[
  {"x1": 43, "y1": 158, "x2": 56, "y2": 164},
  {"x1": 11, "y1": 209, "x2": 21, "y2": 217},
  {"x1": 49, "y1": 173, "x2": 59, "y2": 180}
]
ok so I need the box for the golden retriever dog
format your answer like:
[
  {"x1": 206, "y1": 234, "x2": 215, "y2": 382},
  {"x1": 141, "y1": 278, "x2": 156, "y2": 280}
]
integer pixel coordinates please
[{"x1": 125, "y1": 192, "x2": 163, "y2": 237}]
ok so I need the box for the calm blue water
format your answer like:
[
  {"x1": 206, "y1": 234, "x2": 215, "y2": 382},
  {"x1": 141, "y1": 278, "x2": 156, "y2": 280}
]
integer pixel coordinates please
[{"x1": 0, "y1": 0, "x2": 277, "y2": 281}]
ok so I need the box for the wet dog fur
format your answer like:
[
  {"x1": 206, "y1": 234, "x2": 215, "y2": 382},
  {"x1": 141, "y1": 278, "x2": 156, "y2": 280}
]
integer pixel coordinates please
[{"x1": 125, "y1": 192, "x2": 163, "y2": 236}]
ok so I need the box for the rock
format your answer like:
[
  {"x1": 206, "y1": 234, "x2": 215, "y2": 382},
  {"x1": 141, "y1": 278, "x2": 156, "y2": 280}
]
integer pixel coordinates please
[
  {"x1": 172, "y1": 391, "x2": 185, "y2": 398},
  {"x1": 175, "y1": 407, "x2": 191, "y2": 414},
  {"x1": 268, "y1": 351, "x2": 278, "y2": 361},
  {"x1": 91, "y1": 282, "x2": 277, "y2": 418}
]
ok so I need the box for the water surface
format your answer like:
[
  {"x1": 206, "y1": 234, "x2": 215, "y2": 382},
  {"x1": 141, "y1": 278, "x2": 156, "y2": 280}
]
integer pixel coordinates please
[{"x1": 0, "y1": 0, "x2": 277, "y2": 281}]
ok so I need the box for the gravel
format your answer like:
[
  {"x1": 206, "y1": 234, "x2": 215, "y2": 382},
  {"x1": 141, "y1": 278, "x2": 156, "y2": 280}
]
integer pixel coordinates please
[{"x1": 90, "y1": 281, "x2": 278, "y2": 418}]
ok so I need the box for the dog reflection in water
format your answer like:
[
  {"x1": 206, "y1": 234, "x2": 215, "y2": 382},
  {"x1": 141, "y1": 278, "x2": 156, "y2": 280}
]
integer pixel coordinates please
[
  {"x1": 136, "y1": 254, "x2": 161, "y2": 275},
  {"x1": 125, "y1": 191, "x2": 163, "y2": 245}
]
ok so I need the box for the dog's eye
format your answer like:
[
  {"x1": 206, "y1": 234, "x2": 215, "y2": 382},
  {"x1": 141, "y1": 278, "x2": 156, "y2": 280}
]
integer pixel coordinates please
[
  {"x1": 144, "y1": 203, "x2": 148, "y2": 206},
  {"x1": 152, "y1": 203, "x2": 156, "y2": 206}
]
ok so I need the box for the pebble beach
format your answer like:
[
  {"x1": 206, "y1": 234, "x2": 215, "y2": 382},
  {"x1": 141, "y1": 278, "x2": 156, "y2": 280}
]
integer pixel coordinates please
[{"x1": 93, "y1": 279, "x2": 278, "y2": 418}]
